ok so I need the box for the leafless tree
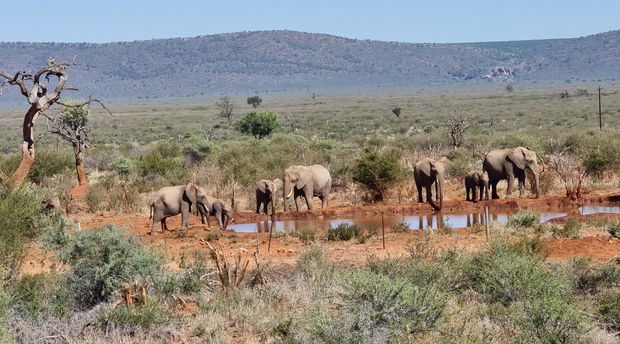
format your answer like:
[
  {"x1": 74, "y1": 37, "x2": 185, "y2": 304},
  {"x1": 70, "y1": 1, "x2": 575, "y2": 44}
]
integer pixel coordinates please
[
  {"x1": 201, "y1": 124, "x2": 222, "y2": 141},
  {"x1": 488, "y1": 114, "x2": 498, "y2": 136},
  {"x1": 216, "y1": 96, "x2": 234, "y2": 126},
  {"x1": 0, "y1": 57, "x2": 110, "y2": 189},
  {"x1": 548, "y1": 150, "x2": 588, "y2": 200},
  {"x1": 445, "y1": 110, "x2": 470, "y2": 149},
  {"x1": 283, "y1": 113, "x2": 299, "y2": 133}
]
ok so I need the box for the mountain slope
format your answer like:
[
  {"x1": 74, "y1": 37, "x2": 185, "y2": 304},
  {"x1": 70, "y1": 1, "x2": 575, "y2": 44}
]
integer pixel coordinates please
[{"x1": 1, "y1": 30, "x2": 619, "y2": 100}]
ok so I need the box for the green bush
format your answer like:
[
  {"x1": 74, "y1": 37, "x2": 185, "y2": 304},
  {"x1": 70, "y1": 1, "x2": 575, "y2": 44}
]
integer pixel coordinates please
[
  {"x1": 598, "y1": 291, "x2": 620, "y2": 331},
  {"x1": 327, "y1": 223, "x2": 360, "y2": 241},
  {"x1": 137, "y1": 141, "x2": 187, "y2": 182},
  {"x1": 309, "y1": 270, "x2": 445, "y2": 343},
  {"x1": 13, "y1": 273, "x2": 73, "y2": 319},
  {"x1": 0, "y1": 187, "x2": 49, "y2": 274},
  {"x1": 85, "y1": 184, "x2": 107, "y2": 213},
  {"x1": 0, "y1": 269, "x2": 13, "y2": 342},
  {"x1": 518, "y1": 296, "x2": 585, "y2": 344},
  {"x1": 552, "y1": 218, "x2": 581, "y2": 238},
  {"x1": 445, "y1": 148, "x2": 475, "y2": 179},
  {"x1": 508, "y1": 210, "x2": 539, "y2": 228},
  {"x1": 235, "y1": 111, "x2": 279, "y2": 139},
  {"x1": 205, "y1": 230, "x2": 223, "y2": 241},
  {"x1": 351, "y1": 148, "x2": 409, "y2": 201},
  {"x1": 1, "y1": 148, "x2": 74, "y2": 184},
  {"x1": 58, "y1": 225, "x2": 163, "y2": 309},
  {"x1": 607, "y1": 221, "x2": 620, "y2": 239},
  {"x1": 293, "y1": 228, "x2": 316, "y2": 244},
  {"x1": 96, "y1": 302, "x2": 169, "y2": 329}
]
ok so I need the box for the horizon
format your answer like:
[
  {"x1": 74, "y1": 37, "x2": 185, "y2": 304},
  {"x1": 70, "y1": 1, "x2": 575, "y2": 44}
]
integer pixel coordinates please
[{"x1": 3, "y1": 0, "x2": 620, "y2": 44}]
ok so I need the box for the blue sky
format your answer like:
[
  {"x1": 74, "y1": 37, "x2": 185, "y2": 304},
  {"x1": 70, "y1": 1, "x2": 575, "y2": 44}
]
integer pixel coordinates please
[{"x1": 3, "y1": 0, "x2": 619, "y2": 43}]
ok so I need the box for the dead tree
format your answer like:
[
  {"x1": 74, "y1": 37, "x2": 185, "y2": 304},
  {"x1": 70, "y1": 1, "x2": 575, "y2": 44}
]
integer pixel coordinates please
[
  {"x1": 548, "y1": 151, "x2": 588, "y2": 200},
  {"x1": 283, "y1": 113, "x2": 299, "y2": 133},
  {"x1": 216, "y1": 96, "x2": 234, "y2": 126},
  {"x1": 0, "y1": 58, "x2": 109, "y2": 189},
  {"x1": 445, "y1": 110, "x2": 470, "y2": 149},
  {"x1": 47, "y1": 101, "x2": 90, "y2": 186}
]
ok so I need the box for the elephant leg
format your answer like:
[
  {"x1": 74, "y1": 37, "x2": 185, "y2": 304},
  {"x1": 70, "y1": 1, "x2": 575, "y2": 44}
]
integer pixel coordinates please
[
  {"x1": 506, "y1": 177, "x2": 514, "y2": 198},
  {"x1": 256, "y1": 196, "x2": 261, "y2": 214},
  {"x1": 491, "y1": 181, "x2": 500, "y2": 199},
  {"x1": 216, "y1": 210, "x2": 224, "y2": 230},
  {"x1": 151, "y1": 216, "x2": 160, "y2": 234},
  {"x1": 466, "y1": 186, "x2": 471, "y2": 202},
  {"x1": 294, "y1": 195, "x2": 301, "y2": 211},
  {"x1": 161, "y1": 218, "x2": 168, "y2": 232},
  {"x1": 434, "y1": 181, "x2": 439, "y2": 203},
  {"x1": 264, "y1": 200, "x2": 270, "y2": 215},
  {"x1": 417, "y1": 185, "x2": 424, "y2": 203},
  {"x1": 472, "y1": 185, "x2": 478, "y2": 202},
  {"x1": 425, "y1": 186, "x2": 433, "y2": 206},
  {"x1": 320, "y1": 194, "x2": 328, "y2": 209},
  {"x1": 304, "y1": 188, "x2": 314, "y2": 210}
]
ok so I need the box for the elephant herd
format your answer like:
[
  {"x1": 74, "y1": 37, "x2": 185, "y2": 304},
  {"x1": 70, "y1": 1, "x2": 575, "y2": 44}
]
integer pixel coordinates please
[
  {"x1": 149, "y1": 146, "x2": 542, "y2": 233},
  {"x1": 149, "y1": 164, "x2": 332, "y2": 234},
  {"x1": 414, "y1": 146, "x2": 543, "y2": 210}
]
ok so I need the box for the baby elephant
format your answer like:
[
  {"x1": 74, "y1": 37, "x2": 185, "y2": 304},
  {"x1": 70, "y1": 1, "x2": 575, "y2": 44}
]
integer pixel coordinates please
[
  {"x1": 465, "y1": 171, "x2": 490, "y2": 202},
  {"x1": 200, "y1": 196, "x2": 233, "y2": 230},
  {"x1": 255, "y1": 178, "x2": 283, "y2": 214}
]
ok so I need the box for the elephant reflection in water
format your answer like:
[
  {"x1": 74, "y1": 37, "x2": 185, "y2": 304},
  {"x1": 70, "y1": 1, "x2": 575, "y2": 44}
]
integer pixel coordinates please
[
  {"x1": 466, "y1": 213, "x2": 485, "y2": 227},
  {"x1": 417, "y1": 213, "x2": 445, "y2": 230}
]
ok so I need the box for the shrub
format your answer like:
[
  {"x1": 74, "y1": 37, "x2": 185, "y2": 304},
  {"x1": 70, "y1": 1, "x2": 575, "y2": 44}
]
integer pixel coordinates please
[
  {"x1": 246, "y1": 95, "x2": 263, "y2": 108},
  {"x1": 137, "y1": 141, "x2": 187, "y2": 182},
  {"x1": 58, "y1": 225, "x2": 163, "y2": 309},
  {"x1": 310, "y1": 270, "x2": 445, "y2": 343},
  {"x1": 552, "y1": 218, "x2": 581, "y2": 238},
  {"x1": 607, "y1": 221, "x2": 620, "y2": 239},
  {"x1": 598, "y1": 291, "x2": 620, "y2": 331},
  {"x1": 293, "y1": 228, "x2": 316, "y2": 245},
  {"x1": 507, "y1": 210, "x2": 539, "y2": 228},
  {"x1": 294, "y1": 246, "x2": 335, "y2": 285},
  {"x1": 327, "y1": 223, "x2": 360, "y2": 241},
  {"x1": 391, "y1": 220, "x2": 410, "y2": 233},
  {"x1": 235, "y1": 111, "x2": 279, "y2": 139},
  {"x1": 0, "y1": 269, "x2": 13, "y2": 342},
  {"x1": 351, "y1": 148, "x2": 409, "y2": 201},
  {"x1": 96, "y1": 302, "x2": 169, "y2": 329},
  {"x1": 205, "y1": 230, "x2": 223, "y2": 241},
  {"x1": 519, "y1": 296, "x2": 585, "y2": 344},
  {"x1": 85, "y1": 184, "x2": 107, "y2": 213},
  {"x1": 13, "y1": 273, "x2": 73, "y2": 319}
]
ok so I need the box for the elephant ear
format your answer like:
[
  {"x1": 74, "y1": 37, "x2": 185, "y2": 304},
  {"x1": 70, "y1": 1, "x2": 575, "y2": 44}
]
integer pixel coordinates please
[
  {"x1": 472, "y1": 172, "x2": 480, "y2": 184},
  {"x1": 185, "y1": 183, "x2": 198, "y2": 204},
  {"x1": 507, "y1": 147, "x2": 527, "y2": 170},
  {"x1": 296, "y1": 169, "x2": 312, "y2": 189}
]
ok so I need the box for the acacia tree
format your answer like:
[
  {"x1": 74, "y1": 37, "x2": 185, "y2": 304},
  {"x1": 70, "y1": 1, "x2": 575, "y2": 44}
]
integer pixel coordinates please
[
  {"x1": 216, "y1": 96, "x2": 234, "y2": 126},
  {"x1": 49, "y1": 101, "x2": 90, "y2": 186},
  {"x1": 0, "y1": 58, "x2": 109, "y2": 189}
]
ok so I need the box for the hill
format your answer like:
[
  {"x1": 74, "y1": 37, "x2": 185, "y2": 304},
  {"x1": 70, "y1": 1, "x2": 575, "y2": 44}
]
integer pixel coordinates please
[{"x1": 1, "y1": 30, "x2": 619, "y2": 100}]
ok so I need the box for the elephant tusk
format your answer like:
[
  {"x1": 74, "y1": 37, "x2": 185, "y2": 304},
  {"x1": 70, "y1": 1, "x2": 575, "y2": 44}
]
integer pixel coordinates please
[{"x1": 286, "y1": 189, "x2": 293, "y2": 199}]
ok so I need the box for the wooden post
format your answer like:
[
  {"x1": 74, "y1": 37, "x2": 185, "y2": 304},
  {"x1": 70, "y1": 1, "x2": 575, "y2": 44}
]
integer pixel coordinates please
[
  {"x1": 268, "y1": 211, "x2": 275, "y2": 252},
  {"x1": 485, "y1": 206, "x2": 490, "y2": 241},
  {"x1": 255, "y1": 225, "x2": 260, "y2": 254},
  {"x1": 381, "y1": 211, "x2": 386, "y2": 250},
  {"x1": 598, "y1": 86, "x2": 602, "y2": 130}
]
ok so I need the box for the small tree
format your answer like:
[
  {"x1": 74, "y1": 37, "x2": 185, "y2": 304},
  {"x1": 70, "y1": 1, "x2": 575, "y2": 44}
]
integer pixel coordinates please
[
  {"x1": 247, "y1": 96, "x2": 262, "y2": 108},
  {"x1": 50, "y1": 101, "x2": 90, "y2": 186},
  {"x1": 445, "y1": 110, "x2": 470, "y2": 149},
  {"x1": 216, "y1": 96, "x2": 234, "y2": 126},
  {"x1": 506, "y1": 82, "x2": 514, "y2": 92},
  {"x1": 352, "y1": 148, "x2": 409, "y2": 202},
  {"x1": 235, "y1": 111, "x2": 279, "y2": 139},
  {"x1": 392, "y1": 107, "x2": 402, "y2": 118}
]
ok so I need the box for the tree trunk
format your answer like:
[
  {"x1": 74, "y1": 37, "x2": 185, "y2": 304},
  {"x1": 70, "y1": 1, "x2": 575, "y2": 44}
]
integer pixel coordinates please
[
  {"x1": 73, "y1": 142, "x2": 88, "y2": 186},
  {"x1": 11, "y1": 141, "x2": 35, "y2": 189}
]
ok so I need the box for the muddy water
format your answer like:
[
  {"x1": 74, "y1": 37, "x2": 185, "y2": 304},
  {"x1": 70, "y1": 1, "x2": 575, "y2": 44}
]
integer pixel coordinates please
[{"x1": 227, "y1": 203, "x2": 620, "y2": 233}]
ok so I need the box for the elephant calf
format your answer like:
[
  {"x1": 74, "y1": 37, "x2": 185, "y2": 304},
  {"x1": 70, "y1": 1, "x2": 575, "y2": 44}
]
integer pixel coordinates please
[
  {"x1": 255, "y1": 178, "x2": 283, "y2": 214},
  {"x1": 201, "y1": 196, "x2": 233, "y2": 230},
  {"x1": 464, "y1": 171, "x2": 489, "y2": 202}
]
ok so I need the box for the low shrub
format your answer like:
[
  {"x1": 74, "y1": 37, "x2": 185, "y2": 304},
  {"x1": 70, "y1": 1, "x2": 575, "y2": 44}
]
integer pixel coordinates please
[
  {"x1": 391, "y1": 220, "x2": 410, "y2": 233},
  {"x1": 519, "y1": 296, "x2": 585, "y2": 344},
  {"x1": 552, "y1": 218, "x2": 581, "y2": 238},
  {"x1": 607, "y1": 221, "x2": 620, "y2": 239},
  {"x1": 14, "y1": 273, "x2": 74, "y2": 319},
  {"x1": 58, "y1": 225, "x2": 163, "y2": 309},
  {"x1": 205, "y1": 230, "x2": 223, "y2": 241},
  {"x1": 507, "y1": 210, "x2": 539, "y2": 228},
  {"x1": 293, "y1": 228, "x2": 316, "y2": 245},
  {"x1": 598, "y1": 291, "x2": 620, "y2": 331},
  {"x1": 96, "y1": 302, "x2": 169, "y2": 329},
  {"x1": 351, "y1": 147, "x2": 409, "y2": 202},
  {"x1": 327, "y1": 223, "x2": 360, "y2": 241}
]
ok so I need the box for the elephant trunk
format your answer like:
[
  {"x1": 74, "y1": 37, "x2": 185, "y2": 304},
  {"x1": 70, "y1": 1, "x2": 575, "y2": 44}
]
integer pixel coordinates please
[{"x1": 437, "y1": 177, "x2": 444, "y2": 210}]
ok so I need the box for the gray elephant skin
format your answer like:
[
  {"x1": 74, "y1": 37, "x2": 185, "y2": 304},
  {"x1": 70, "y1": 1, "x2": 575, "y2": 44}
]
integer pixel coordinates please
[
  {"x1": 483, "y1": 147, "x2": 541, "y2": 199},
  {"x1": 149, "y1": 183, "x2": 210, "y2": 234},
  {"x1": 464, "y1": 170, "x2": 489, "y2": 202},
  {"x1": 413, "y1": 158, "x2": 444, "y2": 210},
  {"x1": 200, "y1": 196, "x2": 233, "y2": 230},
  {"x1": 283, "y1": 165, "x2": 331, "y2": 211},
  {"x1": 255, "y1": 178, "x2": 283, "y2": 214}
]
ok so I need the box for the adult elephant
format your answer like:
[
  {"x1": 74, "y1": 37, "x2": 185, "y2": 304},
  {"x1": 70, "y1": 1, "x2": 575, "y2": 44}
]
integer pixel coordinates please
[
  {"x1": 255, "y1": 178, "x2": 283, "y2": 214},
  {"x1": 283, "y1": 165, "x2": 331, "y2": 211},
  {"x1": 150, "y1": 183, "x2": 210, "y2": 234},
  {"x1": 483, "y1": 147, "x2": 542, "y2": 199},
  {"x1": 413, "y1": 158, "x2": 444, "y2": 210},
  {"x1": 200, "y1": 196, "x2": 233, "y2": 230}
]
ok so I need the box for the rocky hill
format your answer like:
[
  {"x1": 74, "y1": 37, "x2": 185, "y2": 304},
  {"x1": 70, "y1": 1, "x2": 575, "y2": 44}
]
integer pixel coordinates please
[{"x1": 1, "y1": 29, "x2": 619, "y2": 100}]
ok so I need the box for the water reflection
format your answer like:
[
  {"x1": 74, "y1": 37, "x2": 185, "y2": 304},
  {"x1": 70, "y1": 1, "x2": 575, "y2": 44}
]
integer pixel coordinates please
[{"x1": 226, "y1": 203, "x2": 620, "y2": 233}]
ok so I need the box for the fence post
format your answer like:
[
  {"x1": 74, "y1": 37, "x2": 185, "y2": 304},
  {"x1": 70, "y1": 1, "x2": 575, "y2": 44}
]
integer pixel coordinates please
[
  {"x1": 381, "y1": 211, "x2": 386, "y2": 250},
  {"x1": 485, "y1": 206, "x2": 490, "y2": 241}
]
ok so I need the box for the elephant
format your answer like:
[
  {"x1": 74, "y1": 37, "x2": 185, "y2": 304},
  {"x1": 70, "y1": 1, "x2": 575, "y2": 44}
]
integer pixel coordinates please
[
  {"x1": 413, "y1": 158, "x2": 445, "y2": 210},
  {"x1": 283, "y1": 165, "x2": 331, "y2": 211},
  {"x1": 200, "y1": 196, "x2": 233, "y2": 230},
  {"x1": 149, "y1": 183, "x2": 210, "y2": 234},
  {"x1": 255, "y1": 178, "x2": 283, "y2": 214},
  {"x1": 483, "y1": 147, "x2": 542, "y2": 199},
  {"x1": 464, "y1": 170, "x2": 489, "y2": 202}
]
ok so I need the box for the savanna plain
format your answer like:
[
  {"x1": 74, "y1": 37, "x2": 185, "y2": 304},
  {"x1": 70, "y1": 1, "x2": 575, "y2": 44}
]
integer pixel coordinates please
[{"x1": 2, "y1": 84, "x2": 620, "y2": 343}]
